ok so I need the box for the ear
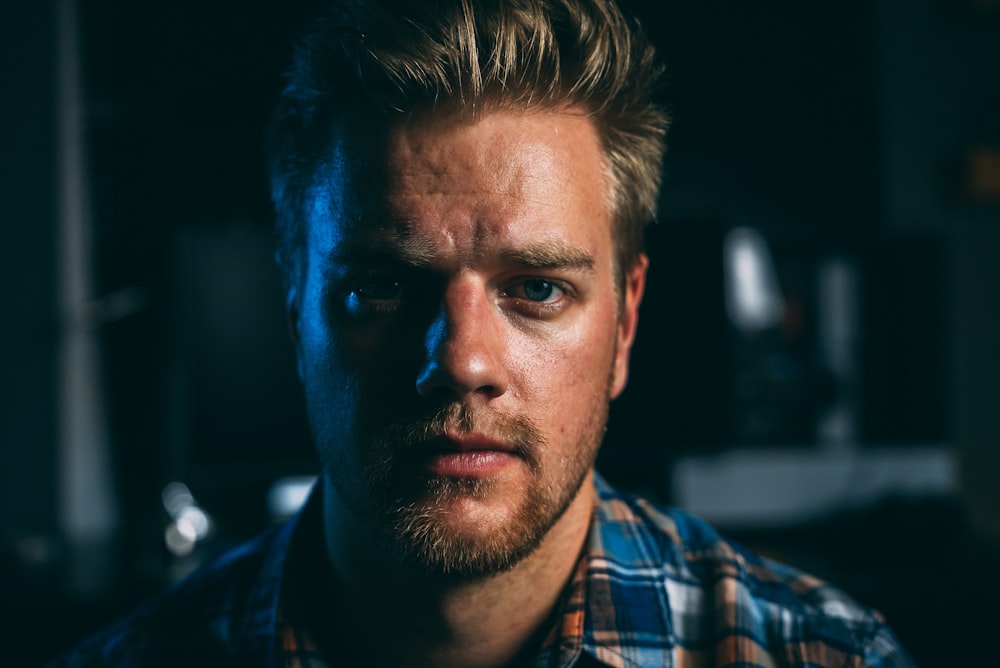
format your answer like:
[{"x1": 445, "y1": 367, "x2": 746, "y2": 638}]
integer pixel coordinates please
[{"x1": 610, "y1": 253, "x2": 648, "y2": 399}]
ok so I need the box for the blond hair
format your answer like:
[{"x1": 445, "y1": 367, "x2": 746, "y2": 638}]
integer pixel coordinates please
[{"x1": 268, "y1": 0, "x2": 668, "y2": 292}]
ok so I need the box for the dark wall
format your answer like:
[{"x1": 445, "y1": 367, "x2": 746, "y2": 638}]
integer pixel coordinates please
[{"x1": 1, "y1": 2, "x2": 59, "y2": 537}]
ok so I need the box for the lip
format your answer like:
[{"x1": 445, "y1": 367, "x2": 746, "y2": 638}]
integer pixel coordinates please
[
  {"x1": 433, "y1": 431, "x2": 517, "y2": 453},
  {"x1": 420, "y1": 433, "x2": 520, "y2": 477},
  {"x1": 423, "y1": 450, "x2": 519, "y2": 477}
]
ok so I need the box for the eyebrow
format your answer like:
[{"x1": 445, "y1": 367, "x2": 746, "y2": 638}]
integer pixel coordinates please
[
  {"x1": 329, "y1": 236, "x2": 595, "y2": 273},
  {"x1": 327, "y1": 233, "x2": 437, "y2": 266},
  {"x1": 499, "y1": 243, "x2": 595, "y2": 272}
]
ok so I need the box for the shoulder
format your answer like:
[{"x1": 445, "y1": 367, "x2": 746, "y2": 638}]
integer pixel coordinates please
[
  {"x1": 589, "y1": 477, "x2": 914, "y2": 666},
  {"x1": 46, "y1": 524, "x2": 288, "y2": 667}
]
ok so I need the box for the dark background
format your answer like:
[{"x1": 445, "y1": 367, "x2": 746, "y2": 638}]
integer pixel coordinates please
[{"x1": 3, "y1": 0, "x2": 1000, "y2": 665}]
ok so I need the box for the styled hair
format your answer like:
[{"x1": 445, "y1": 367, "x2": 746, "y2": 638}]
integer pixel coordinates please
[{"x1": 268, "y1": 0, "x2": 668, "y2": 295}]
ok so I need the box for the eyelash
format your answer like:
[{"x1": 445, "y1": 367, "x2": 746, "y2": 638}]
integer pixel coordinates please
[{"x1": 344, "y1": 292, "x2": 399, "y2": 316}]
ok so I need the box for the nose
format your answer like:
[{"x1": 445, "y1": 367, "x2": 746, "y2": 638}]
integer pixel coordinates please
[{"x1": 416, "y1": 277, "x2": 509, "y2": 402}]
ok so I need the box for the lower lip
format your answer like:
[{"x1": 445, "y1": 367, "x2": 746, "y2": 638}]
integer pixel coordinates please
[{"x1": 423, "y1": 450, "x2": 519, "y2": 477}]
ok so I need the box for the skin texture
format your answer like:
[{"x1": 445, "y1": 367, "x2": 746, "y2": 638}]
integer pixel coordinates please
[{"x1": 291, "y1": 109, "x2": 647, "y2": 666}]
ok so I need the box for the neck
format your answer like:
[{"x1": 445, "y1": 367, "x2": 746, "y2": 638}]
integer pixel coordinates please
[{"x1": 319, "y1": 473, "x2": 595, "y2": 668}]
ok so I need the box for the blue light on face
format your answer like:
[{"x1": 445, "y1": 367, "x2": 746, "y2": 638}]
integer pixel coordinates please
[{"x1": 344, "y1": 277, "x2": 404, "y2": 317}]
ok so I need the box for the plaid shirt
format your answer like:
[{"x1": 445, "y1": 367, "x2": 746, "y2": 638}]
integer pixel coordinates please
[{"x1": 49, "y1": 475, "x2": 914, "y2": 667}]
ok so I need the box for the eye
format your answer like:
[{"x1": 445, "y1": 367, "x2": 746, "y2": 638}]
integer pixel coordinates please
[
  {"x1": 507, "y1": 278, "x2": 566, "y2": 304},
  {"x1": 354, "y1": 277, "x2": 401, "y2": 301},
  {"x1": 344, "y1": 276, "x2": 403, "y2": 316}
]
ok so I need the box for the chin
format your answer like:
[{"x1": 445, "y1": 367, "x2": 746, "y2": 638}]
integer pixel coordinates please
[{"x1": 374, "y1": 469, "x2": 586, "y2": 579}]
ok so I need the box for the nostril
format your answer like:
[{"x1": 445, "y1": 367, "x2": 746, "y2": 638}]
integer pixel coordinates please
[{"x1": 415, "y1": 363, "x2": 445, "y2": 400}]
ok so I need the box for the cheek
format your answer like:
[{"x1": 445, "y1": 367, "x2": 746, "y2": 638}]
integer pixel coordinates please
[
  {"x1": 299, "y1": 287, "x2": 411, "y2": 376},
  {"x1": 296, "y1": 301, "x2": 371, "y2": 428},
  {"x1": 511, "y1": 317, "x2": 618, "y2": 412},
  {"x1": 303, "y1": 322, "x2": 429, "y2": 432}
]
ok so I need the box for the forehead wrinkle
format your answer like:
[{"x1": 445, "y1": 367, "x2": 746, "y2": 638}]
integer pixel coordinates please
[
  {"x1": 390, "y1": 175, "x2": 535, "y2": 203},
  {"x1": 389, "y1": 127, "x2": 564, "y2": 203},
  {"x1": 327, "y1": 222, "x2": 594, "y2": 276}
]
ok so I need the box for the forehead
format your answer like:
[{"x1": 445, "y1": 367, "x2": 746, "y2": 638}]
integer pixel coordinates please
[
  {"x1": 384, "y1": 111, "x2": 604, "y2": 198},
  {"x1": 305, "y1": 110, "x2": 611, "y2": 263}
]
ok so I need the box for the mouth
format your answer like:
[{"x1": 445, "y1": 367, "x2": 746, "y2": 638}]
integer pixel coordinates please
[
  {"x1": 420, "y1": 433, "x2": 522, "y2": 477},
  {"x1": 432, "y1": 431, "x2": 518, "y2": 453}
]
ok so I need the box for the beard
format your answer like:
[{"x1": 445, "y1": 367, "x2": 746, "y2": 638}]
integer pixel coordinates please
[{"x1": 322, "y1": 400, "x2": 605, "y2": 579}]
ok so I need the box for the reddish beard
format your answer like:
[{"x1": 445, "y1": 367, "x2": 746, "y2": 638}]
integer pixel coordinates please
[{"x1": 354, "y1": 402, "x2": 594, "y2": 578}]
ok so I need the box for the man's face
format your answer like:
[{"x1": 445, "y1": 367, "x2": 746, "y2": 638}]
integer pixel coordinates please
[{"x1": 293, "y1": 110, "x2": 646, "y2": 577}]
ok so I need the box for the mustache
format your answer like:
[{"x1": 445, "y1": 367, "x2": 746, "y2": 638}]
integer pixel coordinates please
[{"x1": 372, "y1": 403, "x2": 547, "y2": 463}]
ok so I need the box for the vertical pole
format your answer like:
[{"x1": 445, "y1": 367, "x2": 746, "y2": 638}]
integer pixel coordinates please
[{"x1": 56, "y1": 0, "x2": 119, "y2": 595}]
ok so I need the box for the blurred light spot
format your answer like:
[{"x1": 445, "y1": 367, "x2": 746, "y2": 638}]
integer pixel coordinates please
[
  {"x1": 161, "y1": 482, "x2": 193, "y2": 518},
  {"x1": 267, "y1": 476, "x2": 317, "y2": 522},
  {"x1": 724, "y1": 227, "x2": 784, "y2": 332},
  {"x1": 161, "y1": 481, "x2": 214, "y2": 555},
  {"x1": 177, "y1": 506, "x2": 212, "y2": 540},
  {"x1": 164, "y1": 522, "x2": 195, "y2": 557}
]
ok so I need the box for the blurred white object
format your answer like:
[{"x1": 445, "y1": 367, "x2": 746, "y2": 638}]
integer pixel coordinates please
[
  {"x1": 673, "y1": 445, "x2": 957, "y2": 528},
  {"x1": 815, "y1": 257, "x2": 861, "y2": 446},
  {"x1": 267, "y1": 476, "x2": 317, "y2": 521},
  {"x1": 723, "y1": 227, "x2": 784, "y2": 332},
  {"x1": 161, "y1": 481, "x2": 214, "y2": 556}
]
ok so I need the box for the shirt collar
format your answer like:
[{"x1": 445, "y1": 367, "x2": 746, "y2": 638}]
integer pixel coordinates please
[{"x1": 562, "y1": 474, "x2": 676, "y2": 668}]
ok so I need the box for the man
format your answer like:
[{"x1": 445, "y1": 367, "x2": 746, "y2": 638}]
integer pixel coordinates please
[{"x1": 52, "y1": 0, "x2": 914, "y2": 666}]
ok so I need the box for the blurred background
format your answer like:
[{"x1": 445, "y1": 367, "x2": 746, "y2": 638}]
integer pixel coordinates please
[{"x1": 3, "y1": 0, "x2": 998, "y2": 664}]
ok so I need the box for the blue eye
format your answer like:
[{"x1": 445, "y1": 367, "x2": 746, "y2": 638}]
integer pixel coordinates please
[{"x1": 520, "y1": 279, "x2": 559, "y2": 303}]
